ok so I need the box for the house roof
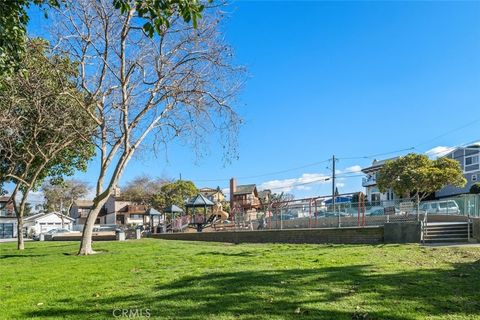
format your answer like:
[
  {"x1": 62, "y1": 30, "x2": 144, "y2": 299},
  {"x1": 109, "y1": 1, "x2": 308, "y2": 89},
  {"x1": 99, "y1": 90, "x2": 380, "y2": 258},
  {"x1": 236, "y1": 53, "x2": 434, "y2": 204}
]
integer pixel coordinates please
[
  {"x1": 361, "y1": 157, "x2": 399, "y2": 174},
  {"x1": 146, "y1": 208, "x2": 162, "y2": 216},
  {"x1": 163, "y1": 205, "x2": 183, "y2": 213},
  {"x1": 324, "y1": 196, "x2": 352, "y2": 205},
  {"x1": 185, "y1": 193, "x2": 215, "y2": 207},
  {"x1": 234, "y1": 184, "x2": 257, "y2": 195},
  {"x1": 0, "y1": 196, "x2": 11, "y2": 203},
  {"x1": 258, "y1": 190, "x2": 271, "y2": 199},
  {"x1": 24, "y1": 212, "x2": 75, "y2": 222},
  {"x1": 73, "y1": 200, "x2": 94, "y2": 207},
  {"x1": 199, "y1": 187, "x2": 224, "y2": 196}
]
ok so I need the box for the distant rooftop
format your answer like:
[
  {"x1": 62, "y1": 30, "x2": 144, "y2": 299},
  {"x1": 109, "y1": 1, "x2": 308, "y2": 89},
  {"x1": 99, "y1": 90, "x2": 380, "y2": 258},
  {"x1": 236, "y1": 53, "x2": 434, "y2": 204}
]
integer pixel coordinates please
[
  {"x1": 73, "y1": 200, "x2": 94, "y2": 207},
  {"x1": 234, "y1": 184, "x2": 257, "y2": 195},
  {"x1": 361, "y1": 157, "x2": 399, "y2": 174}
]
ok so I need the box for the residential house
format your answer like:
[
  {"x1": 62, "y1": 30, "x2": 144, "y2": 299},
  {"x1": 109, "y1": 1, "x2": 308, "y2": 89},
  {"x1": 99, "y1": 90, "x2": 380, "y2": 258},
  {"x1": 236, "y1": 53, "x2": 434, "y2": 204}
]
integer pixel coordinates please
[
  {"x1": 199, "y1": 187, "x2": 225, "y2": 203},
  {"x1": 102, "y1": 193, "x2": 149, "y2": 226},
  {"x1": 0, "y1": 196, "x2": 14, "y2": 217},
  {"x1": 257, "y1": 189, "x2": 272, "y2": 206},
  {"x1": 24, "y1": 212, "x2": 74, "y2": 236},
  {"x1": 70, "y1": 200, "x2": 97, "y2": 225},
  {"x1": 229, "y1": 178, "x2": 262, "y2": 214},
  {"x1": 361, "y1": 158, "x2": 398, "y2": 204},
  {"x1": 0, "y1": 196, "x2": 16, "y2": 239},
  {"x1": 436, "y1": 144, "x2": 480, "y2": 198}
]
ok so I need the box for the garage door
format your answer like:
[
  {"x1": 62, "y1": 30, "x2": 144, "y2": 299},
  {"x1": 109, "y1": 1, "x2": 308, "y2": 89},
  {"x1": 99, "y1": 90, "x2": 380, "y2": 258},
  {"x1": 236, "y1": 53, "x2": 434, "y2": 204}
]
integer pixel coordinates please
[{"x1": 0, "y1": 223, "x2": 14, "y2": 239}]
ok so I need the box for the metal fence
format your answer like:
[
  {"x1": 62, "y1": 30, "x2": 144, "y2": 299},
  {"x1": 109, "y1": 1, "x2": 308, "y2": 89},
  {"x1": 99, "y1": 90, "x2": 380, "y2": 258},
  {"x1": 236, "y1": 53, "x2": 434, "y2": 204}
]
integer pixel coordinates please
[{"x1": 228, "y1": 194, "x2": 480, "y2": 231}]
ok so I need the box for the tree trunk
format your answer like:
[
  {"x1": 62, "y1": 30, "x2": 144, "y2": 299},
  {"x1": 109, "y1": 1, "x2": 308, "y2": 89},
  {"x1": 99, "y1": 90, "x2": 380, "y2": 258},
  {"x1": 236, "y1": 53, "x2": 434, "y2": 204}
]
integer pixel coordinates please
[
  {"x1": 60, "y1": 199, "x2": 64, "y2": 228},
  {"x1": 16, "y1": 198, "x2": 28, "y2": 250},
  {"x1": 77, "y1": 195, "x2": 109, "y2": 255},
  {"x1": 17, "y1": 214, "x2": 24, "y2": 250}
]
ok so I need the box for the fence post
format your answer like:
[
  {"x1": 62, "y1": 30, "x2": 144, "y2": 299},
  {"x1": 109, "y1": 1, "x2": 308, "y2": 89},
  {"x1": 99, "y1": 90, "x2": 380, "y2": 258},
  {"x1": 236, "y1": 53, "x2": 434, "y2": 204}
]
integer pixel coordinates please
[
  {"x1": 280, "y1": 208, "x2": 283, "y2": 230},
  {"x1": 468, "y1": 219, "x2": 471, "y2": 241}
]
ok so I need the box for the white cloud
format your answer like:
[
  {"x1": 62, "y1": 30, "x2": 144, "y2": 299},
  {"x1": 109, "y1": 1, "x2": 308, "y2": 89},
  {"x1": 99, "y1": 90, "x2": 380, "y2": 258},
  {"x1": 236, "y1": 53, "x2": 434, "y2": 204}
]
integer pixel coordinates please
[
  {"x1": 425, "y1": 146, "x2": 455, "y2": 158},
  {"x1": 259, "y1": 172, "x2": 331, "y2": 193},
  {"x1": 343, "y1": 165, "x2": 362, "y2": 173}
]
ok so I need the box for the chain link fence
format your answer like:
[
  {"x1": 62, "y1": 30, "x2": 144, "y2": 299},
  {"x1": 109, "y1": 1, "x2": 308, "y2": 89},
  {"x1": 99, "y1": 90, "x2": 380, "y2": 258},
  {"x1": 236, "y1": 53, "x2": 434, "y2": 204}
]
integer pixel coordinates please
[{"x1": 227, "y1": 194, "x2": 480, "y2": 231}]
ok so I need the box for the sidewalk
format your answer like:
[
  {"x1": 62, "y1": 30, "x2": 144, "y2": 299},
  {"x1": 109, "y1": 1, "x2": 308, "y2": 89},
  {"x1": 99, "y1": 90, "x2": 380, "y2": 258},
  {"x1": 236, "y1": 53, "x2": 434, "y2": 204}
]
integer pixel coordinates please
[
  {"x1": 423, "y1": 242, "x2": 480, "y2": 248},
  {"x1": 0, "y1": 238, "x2": 33, "y2": 243}
]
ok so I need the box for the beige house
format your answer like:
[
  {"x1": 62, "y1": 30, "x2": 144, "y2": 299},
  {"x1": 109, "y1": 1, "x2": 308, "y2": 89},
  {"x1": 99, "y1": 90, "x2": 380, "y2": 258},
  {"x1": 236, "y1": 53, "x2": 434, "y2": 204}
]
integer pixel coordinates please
[
  {"x1": 102, "y1": 194, "x2": 149, "y2": 226},
  {"x1": 70, "y1": 200, "x2": 98, "y2": 225},
  {"x1": 199, "y1": 187, "x2": 225, "y2": 203}
]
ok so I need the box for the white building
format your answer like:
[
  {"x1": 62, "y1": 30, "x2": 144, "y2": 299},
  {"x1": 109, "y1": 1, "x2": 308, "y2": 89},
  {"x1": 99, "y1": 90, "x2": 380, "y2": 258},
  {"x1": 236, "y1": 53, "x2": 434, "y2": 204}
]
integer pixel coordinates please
[
  {"x1": 436, "y1": 144, "x2": 480, "y2": 198},
  {"x1": 24, "y1": 212, "x2": 74, "y2": 237},
  {"x1": 361, "y1": 158, "x2": 398, "y2": 204}
]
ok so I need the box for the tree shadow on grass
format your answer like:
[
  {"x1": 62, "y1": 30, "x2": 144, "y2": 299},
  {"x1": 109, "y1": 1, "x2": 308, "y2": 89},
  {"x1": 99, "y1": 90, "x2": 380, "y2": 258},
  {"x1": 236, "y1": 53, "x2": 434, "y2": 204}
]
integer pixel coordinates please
[
  {"x1": 196, "y1": 251, "x2": 258, "y2": 257},
  {"x1": 24, "y1": 260, "x2": 480, "y2": 319},
  {"x1": 0, "y1": 254, "x2": 47, "y2": 259}
]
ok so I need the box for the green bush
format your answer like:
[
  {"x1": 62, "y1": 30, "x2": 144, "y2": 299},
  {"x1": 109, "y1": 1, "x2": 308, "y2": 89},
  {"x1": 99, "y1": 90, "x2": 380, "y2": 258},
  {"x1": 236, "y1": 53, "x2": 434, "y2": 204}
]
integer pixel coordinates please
[{"x1": 469, "y1": 183, "x2": 480, "y2": 194}]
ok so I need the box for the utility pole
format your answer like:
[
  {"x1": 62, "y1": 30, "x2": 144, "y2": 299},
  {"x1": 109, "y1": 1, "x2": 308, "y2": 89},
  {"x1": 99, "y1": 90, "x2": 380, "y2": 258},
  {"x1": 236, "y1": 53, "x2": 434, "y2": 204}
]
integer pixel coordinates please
[
  {"x1": 331, "y1": 155, "x2": 340, "y2": 227},
  {"x1": 332, "y1": 155, "x2": 336, "y2": 211}
]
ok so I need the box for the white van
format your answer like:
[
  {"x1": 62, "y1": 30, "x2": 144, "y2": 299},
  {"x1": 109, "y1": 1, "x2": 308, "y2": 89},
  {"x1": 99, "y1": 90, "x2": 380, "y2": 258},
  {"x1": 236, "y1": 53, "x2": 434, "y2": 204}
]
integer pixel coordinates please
[{"x1": 420, "y1": 200, "x2": 460, "y2": 215}]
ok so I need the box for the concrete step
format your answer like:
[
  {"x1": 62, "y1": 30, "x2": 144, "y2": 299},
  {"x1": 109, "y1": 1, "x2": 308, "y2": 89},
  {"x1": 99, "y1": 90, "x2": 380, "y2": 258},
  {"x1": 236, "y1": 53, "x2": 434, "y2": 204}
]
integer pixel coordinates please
[
  {"x1": 424, "y1": 238, "x2": 469, "y2": 243},
  {"x1": 424, "y1": 234, "x2": 468, "y2": 240},
  {"x1": 425, "y1": 229, "x2": 468, "y2": 234},
  {"x1": 425, "y1": 222, "x2": 470, "y2": 226}
]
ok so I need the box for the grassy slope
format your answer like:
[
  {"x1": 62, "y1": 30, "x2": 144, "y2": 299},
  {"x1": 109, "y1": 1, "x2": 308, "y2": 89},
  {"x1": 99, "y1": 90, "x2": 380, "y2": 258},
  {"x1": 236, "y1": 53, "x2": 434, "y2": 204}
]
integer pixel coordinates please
[{"x1": 0, "y1": 240, "x2": 479, "y2": 320}]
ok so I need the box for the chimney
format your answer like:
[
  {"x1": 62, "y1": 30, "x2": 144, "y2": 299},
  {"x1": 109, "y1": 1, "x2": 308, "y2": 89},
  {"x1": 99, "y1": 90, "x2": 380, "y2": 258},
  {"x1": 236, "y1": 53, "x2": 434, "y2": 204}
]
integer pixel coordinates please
[
  {"x1": 229, "y1": 178, "x2": 236, "y2": 211},
  {"x1": 113, "y1": 186, "x2": 121, "y2": 197}
]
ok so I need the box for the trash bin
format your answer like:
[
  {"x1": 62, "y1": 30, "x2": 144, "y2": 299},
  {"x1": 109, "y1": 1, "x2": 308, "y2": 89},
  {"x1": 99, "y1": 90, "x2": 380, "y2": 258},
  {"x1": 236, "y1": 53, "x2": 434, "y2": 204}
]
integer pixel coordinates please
[
  {"x1": 135, "y1": 228, "x2": 141, "y2": 240},
  {"x1": 39, "y1": 233, "x2": 45, "y2": 241},
  {"x1": 116, "y1": 230, "x2": 125, "y2": 241}
]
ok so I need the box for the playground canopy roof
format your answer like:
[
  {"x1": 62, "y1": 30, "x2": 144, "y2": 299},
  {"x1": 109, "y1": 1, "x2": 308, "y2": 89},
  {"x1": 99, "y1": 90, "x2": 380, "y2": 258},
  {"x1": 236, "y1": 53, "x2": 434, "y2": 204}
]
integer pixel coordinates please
[
  {"x1": 163, "y1": 205, "x2": 183, "y2": 213},
  {"x1": 185, "y1": 193, "x2": 215, "y2": 207},
  {"x1": 146, "y1": 208, "x2": 162, "y2": 216}
]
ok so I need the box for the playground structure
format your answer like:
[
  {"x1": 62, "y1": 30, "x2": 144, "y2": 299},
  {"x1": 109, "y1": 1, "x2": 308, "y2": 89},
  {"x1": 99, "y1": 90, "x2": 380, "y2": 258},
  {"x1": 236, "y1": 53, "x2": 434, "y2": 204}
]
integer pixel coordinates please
[
  {"x1": 185, "y1": 193, "x2": 232, "y2": 232},
  {"x1": 148, "y1": 191, "x2": 480, "y2": 234}
]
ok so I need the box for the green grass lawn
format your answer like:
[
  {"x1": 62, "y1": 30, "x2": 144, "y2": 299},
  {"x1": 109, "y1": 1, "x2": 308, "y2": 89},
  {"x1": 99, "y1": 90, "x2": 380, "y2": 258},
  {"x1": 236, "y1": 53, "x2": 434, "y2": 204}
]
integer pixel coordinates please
[{"x1": 0, "y1": 240, "x2": 479, "y2": 319}]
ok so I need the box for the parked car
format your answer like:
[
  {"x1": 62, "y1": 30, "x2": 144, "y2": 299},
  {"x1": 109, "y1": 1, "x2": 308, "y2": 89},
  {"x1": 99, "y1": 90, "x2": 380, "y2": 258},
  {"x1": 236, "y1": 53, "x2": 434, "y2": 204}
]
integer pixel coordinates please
[
  {"x1": 43, "y1": 228, "x2": 74, "y2": 240},
  {"x1": 419, "y1": 200, "x2": 460, "y2": 215},
  {"x1": 93, "y1": 226, "x2": 122, "y2": 232},
  {"x1": 269, "y1": 213, "x2": 296, "y2": 221},
  {"x1": 366, "y1": 206, "x2": 401, "y2": 216}
]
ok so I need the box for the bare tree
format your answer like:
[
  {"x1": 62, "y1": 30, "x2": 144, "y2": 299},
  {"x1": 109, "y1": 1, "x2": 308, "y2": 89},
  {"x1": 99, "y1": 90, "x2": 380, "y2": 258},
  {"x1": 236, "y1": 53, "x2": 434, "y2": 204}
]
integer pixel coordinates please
[
  {"x1": 121, "y1": 175, "x2": 166, "y2": 206},
  {"x1": 42, "y1": 179, "x2": 90, "y2": 227},
  {"x1": 52, "y1": 0, "x2": 244, "y2": 255}
]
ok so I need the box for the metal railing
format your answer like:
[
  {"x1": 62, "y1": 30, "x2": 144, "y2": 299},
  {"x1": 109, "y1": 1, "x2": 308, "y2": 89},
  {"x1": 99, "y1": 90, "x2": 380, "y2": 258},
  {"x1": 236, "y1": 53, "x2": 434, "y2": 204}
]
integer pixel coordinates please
[{"x1": 230, "y1": 195, "x2": 480, "y2": 231}]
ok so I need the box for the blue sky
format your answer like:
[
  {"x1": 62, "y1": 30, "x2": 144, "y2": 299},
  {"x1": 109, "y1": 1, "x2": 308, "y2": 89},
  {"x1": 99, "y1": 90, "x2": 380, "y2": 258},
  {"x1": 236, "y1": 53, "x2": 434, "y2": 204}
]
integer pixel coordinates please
[{"x1": 26, "y1": 1, "x2": 480, "y2": 200}]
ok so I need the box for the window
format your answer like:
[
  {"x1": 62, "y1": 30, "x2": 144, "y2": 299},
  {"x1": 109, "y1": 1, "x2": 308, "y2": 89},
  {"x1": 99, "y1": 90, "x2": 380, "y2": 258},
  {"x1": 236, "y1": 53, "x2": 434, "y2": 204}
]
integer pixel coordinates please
[
  {"x1": 130, "y1": 214, "x2": 143, "y2": 219},
  {"x1": 472, "y1": 174, "x2": 477, "y2": 182},
  {"x1": 465, "y1": 155, "x2": 479, "y2": 166}
]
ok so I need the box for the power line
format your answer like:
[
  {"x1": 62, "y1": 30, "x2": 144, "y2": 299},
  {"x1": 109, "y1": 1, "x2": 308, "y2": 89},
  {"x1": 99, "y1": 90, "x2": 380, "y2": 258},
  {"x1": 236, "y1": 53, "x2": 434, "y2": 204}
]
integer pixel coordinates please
[
  {"x1": 337, "y1": 147, "x2": 415, "y2": 160},
  {"x1": 194, "y1": 158, "x2": 331, "y2": 182},
  {"x1": 193, "y1": 118, "x2": 480, "y2": 185},
  {"x1": 414, "y1": 118, "x2": 480, "y2": 149}
]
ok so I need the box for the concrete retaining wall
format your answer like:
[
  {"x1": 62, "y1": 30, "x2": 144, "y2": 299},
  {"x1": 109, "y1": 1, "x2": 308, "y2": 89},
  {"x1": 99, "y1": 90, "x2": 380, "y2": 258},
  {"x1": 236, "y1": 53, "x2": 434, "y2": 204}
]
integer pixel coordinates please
[
  {"x1": 384, "y1": 222, "x2": 421, "y2": 243},
  {"x1": 51, "y1": 234, "x2": 116, "y2": 241},
  {"x1": 473, "y1": 218, "x2": 480, "y2": 241},
  {"x1": 152, "y1": 226, "x2": 384, "y2": 244}
]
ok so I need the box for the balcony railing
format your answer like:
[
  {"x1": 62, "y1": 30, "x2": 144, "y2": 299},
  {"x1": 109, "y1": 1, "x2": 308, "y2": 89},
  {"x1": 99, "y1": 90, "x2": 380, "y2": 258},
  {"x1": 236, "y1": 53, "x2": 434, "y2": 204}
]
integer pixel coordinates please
[
  {"x1": 362, "y1": 177, "x2": 377, "y2": 187},
  {"x1": 126, "y1": 205, "x2": 147, "y2": 214},
  {"x1": 234, "y1": 198, "x2": 261, "y2": 208}
]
